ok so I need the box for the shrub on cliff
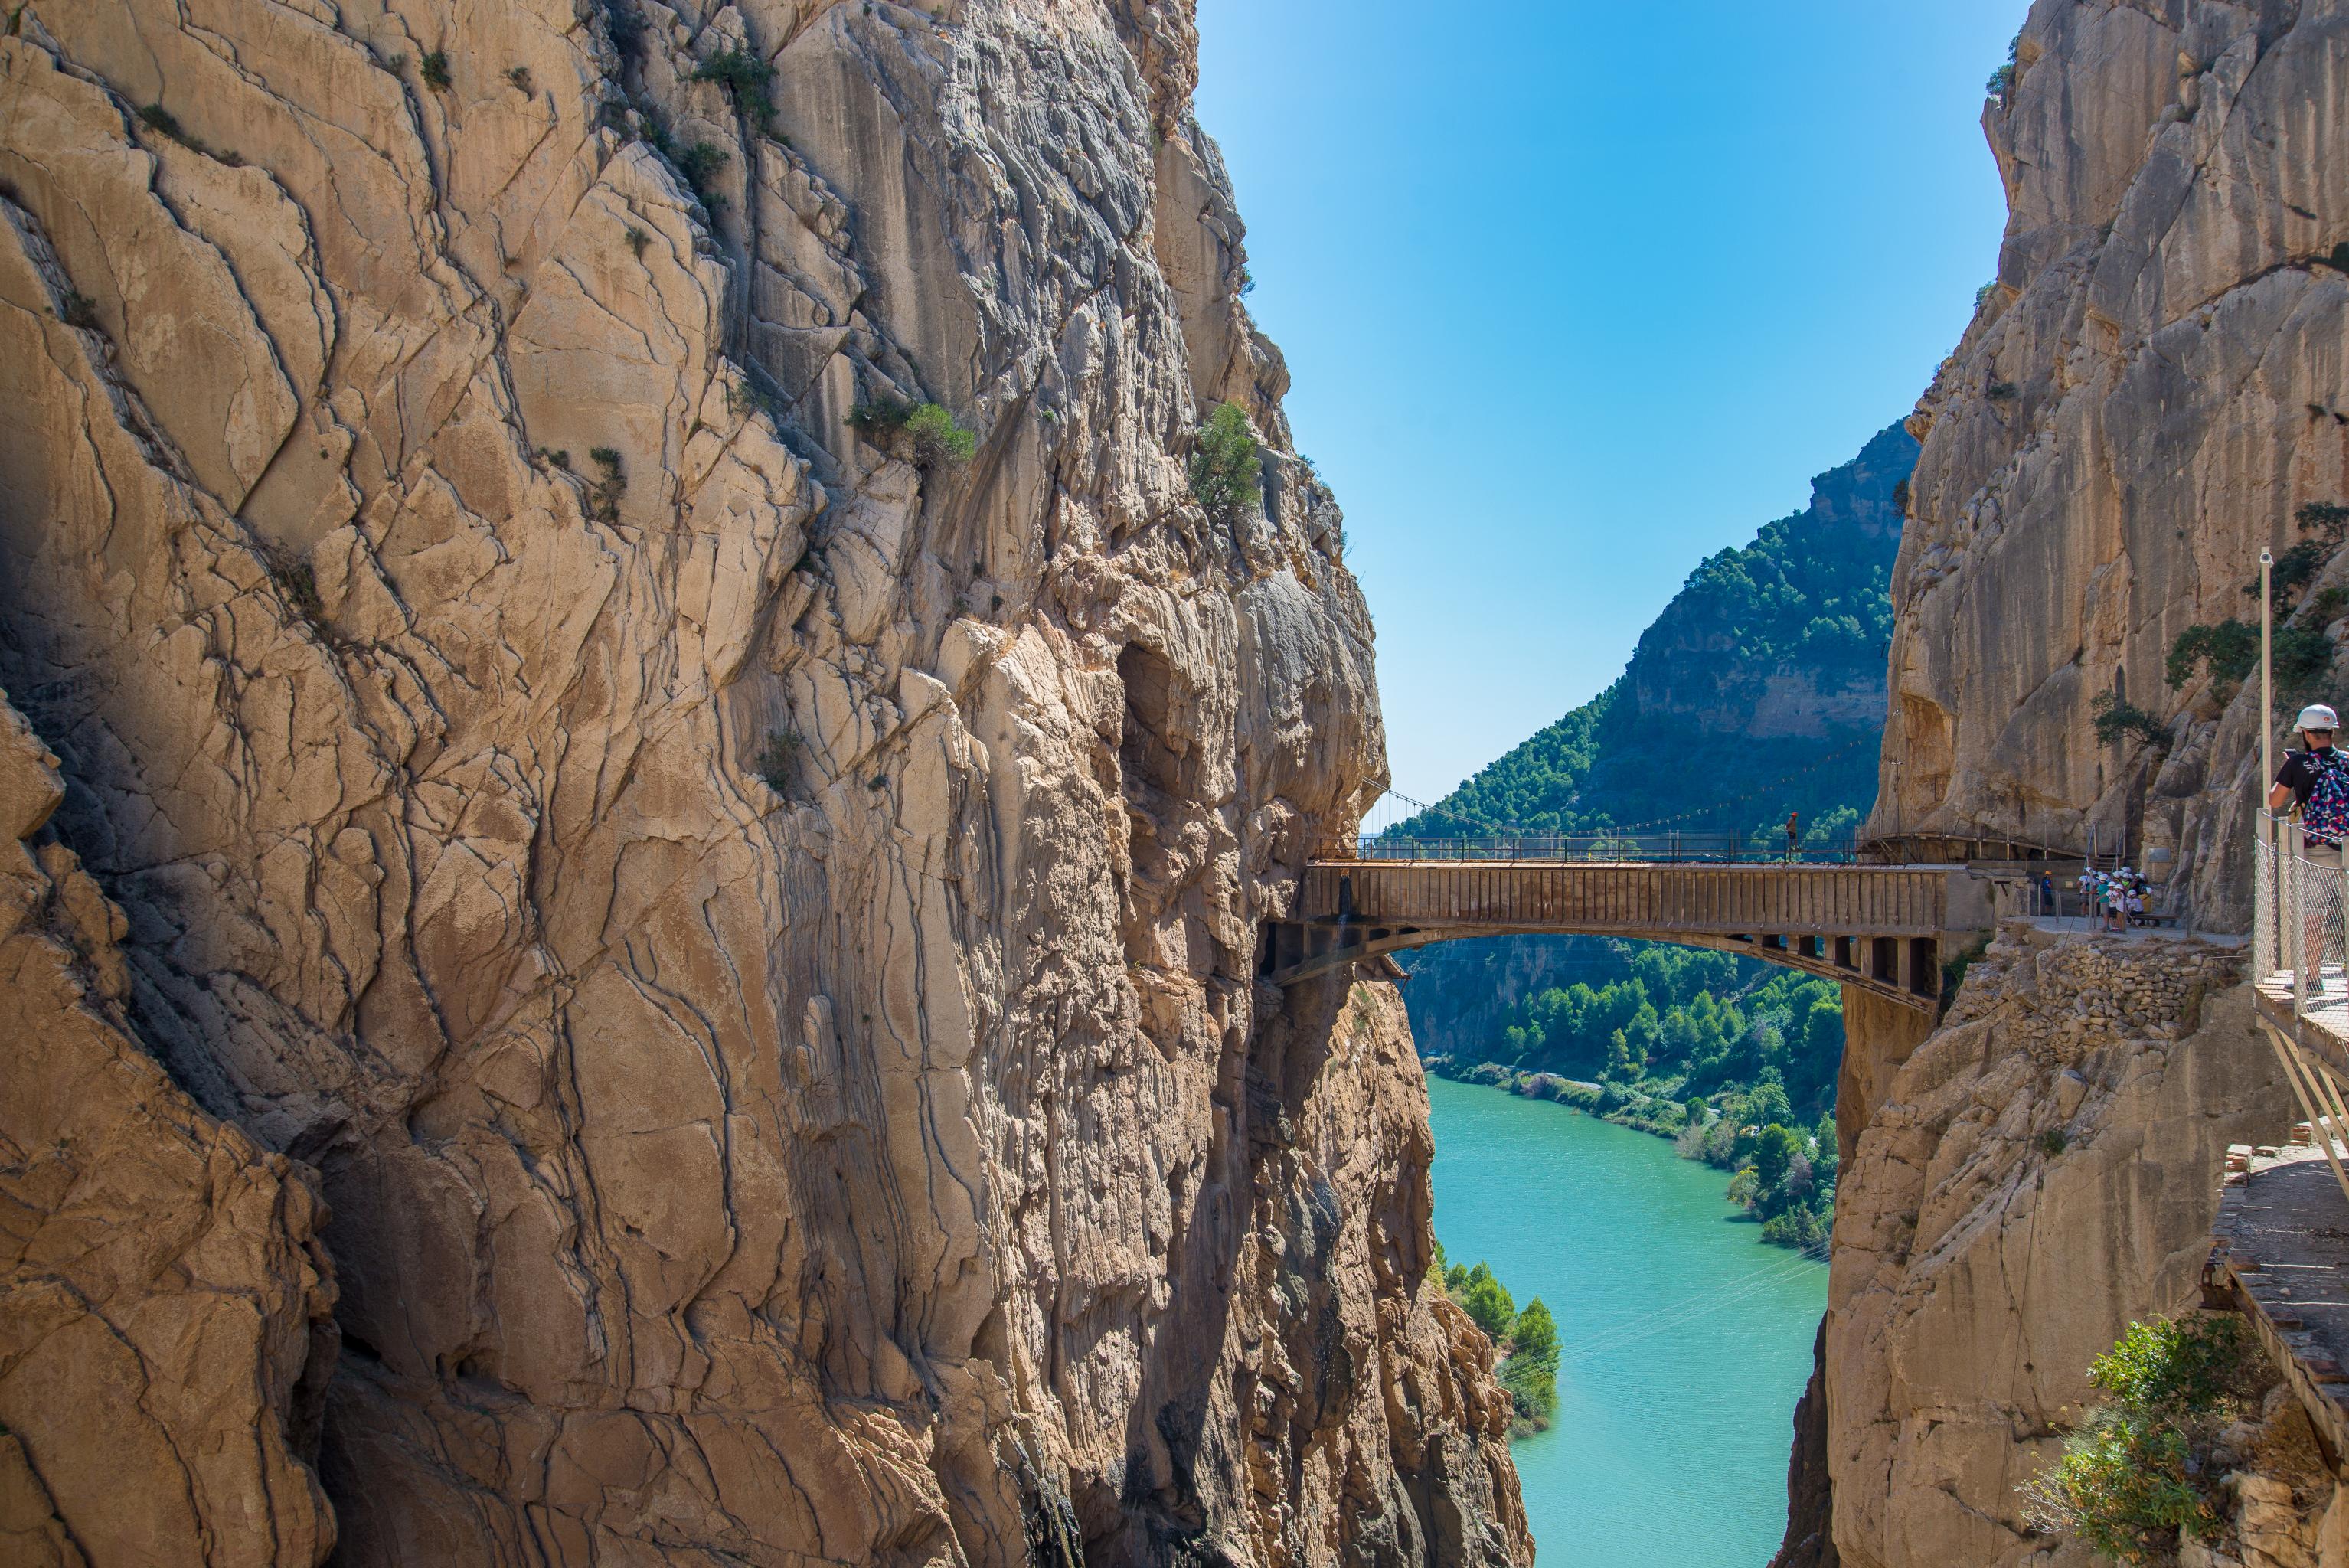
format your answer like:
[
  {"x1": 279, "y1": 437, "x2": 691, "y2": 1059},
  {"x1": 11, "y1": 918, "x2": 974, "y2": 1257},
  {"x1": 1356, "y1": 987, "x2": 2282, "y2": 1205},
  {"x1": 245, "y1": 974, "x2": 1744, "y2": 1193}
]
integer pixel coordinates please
[
  {"x1": 2021, "y1": 1315, "x2": 2264, "y2": 1563},
  {"x1": 848, "y1": 397, "x2": 977, "y2": 467},
  {"x1": 1188, "y1": 401, "x2": 1260, "y2": 524}
]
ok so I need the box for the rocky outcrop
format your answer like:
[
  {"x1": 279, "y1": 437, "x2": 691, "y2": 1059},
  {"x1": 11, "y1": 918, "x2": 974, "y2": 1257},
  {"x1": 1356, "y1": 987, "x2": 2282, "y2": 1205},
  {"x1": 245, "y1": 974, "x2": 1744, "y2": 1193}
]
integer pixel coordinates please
[
  {"x1": 0, "y1": 2, "x2": 1524, "y2": 1564},
  {"x1": 1872, "y1": 0, "x2": 2349, "y2": 922},
  {"x1": 0, "y1": 691, "x2": 340, "y2": 1567},
  {"x1": 1822, "y1": 928, "x2": 2292, "y2": 1568}
]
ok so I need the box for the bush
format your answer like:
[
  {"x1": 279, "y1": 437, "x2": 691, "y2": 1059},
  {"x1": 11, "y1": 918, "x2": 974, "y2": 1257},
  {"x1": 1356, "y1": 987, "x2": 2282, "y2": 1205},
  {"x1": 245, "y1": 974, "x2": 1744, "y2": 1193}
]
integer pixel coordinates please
[
  {"x1": 692, "y1": 47, "x2": 776, "y2": 131},
  {"x1": 752, "y1": 729, "x2": 800, "y2": 794},
  {"x1": 671, "y1": 140, "x2": 730, "y2": 205},
  {"x1": 504, "y1": 65, "x2": 533, "y2": 93},
  {"x1": 1498, "y1": 1298, "x2": 1559, "y2": 1428},
  {"x1": 2166, "y1": 619, "x2": 2257, "y2": 690},
  {"x1": 2089, "y1": 1316, "x2": 2260, "y2": 1418},
  {"x1": 848, "y1": 397, "x2": 975, "y2": 466},
  {"x1": 2090, "y1": 691, "x2": 2166, "y2": 748},
  {"x1": 2021, "y1": 1316, "x2": 2265, "y2": 1563},
  {"x1": 1450, "y1": 1261, "x2": 1515, "y2": 1341},
  {"x1": 1986, "y1": 381, "x2": 2020, "y2": 401},
  {"x1": 420, "y1": 49, "x2": 451, "y2": 91},
  {"x1": 56, "y1": 289, "x2": 100, "y2": 330},
  {"x1": 2021, "y1": 1410, "x2": 2220, "y2": 1563},
  {"x1": 1188, "y1": 401, "x2": 1261, "y2": 525},
  {"x1": 588, "y1": 446, "x2": 626, "y2": 521}
]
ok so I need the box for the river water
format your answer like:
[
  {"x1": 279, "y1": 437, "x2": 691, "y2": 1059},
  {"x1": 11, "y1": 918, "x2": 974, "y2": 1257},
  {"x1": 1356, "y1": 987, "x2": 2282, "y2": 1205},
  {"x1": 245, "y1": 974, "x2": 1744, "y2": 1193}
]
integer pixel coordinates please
[{"x1": 1425, "y1": 1076, "x2": 1828, "y2": 1566}]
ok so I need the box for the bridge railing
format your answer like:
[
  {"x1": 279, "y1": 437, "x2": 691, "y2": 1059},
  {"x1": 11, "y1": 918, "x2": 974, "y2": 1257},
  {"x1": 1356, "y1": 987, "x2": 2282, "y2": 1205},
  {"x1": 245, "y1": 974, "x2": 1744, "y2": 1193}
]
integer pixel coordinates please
[{"x1": 1314, "y1": 827, "x2": 1864, "y2": 864}]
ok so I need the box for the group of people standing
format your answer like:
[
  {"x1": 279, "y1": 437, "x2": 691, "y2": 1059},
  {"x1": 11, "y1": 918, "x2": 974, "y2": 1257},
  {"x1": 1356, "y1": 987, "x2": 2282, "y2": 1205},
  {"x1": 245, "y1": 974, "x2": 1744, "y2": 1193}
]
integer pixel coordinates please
[{"x1": 2079, "y1": 866, "x2": 2153, "y2": 931}]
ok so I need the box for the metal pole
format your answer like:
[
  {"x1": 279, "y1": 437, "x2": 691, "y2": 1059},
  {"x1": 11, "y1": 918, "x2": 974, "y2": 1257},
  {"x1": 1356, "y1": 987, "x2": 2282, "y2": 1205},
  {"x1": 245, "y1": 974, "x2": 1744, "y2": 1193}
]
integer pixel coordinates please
[{"x1": 2263, "y1": 547, "x2": 2275, "y2": 800}]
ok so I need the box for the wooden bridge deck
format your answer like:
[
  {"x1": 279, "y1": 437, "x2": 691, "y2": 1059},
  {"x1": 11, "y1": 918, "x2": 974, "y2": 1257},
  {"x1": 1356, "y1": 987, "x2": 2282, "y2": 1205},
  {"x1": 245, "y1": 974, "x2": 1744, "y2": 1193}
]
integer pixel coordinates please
[{"x1": 1267, "y1": 859, "x2": 1980, "y2": 1011}]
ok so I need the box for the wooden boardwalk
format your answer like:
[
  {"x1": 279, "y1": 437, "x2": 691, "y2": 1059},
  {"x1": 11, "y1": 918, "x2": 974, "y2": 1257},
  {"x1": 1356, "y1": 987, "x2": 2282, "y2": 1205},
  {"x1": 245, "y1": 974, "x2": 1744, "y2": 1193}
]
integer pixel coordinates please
[{"x1": 1266, "y1": 858, "x2": 1980, "y2": 1011}]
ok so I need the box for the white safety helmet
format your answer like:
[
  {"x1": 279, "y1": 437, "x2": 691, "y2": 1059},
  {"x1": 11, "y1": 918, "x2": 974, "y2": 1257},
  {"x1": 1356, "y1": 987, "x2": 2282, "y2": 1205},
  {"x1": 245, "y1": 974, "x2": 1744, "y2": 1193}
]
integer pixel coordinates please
[{"x1": 2299, "y1": 704, "x2": 2341, "y2": 732}]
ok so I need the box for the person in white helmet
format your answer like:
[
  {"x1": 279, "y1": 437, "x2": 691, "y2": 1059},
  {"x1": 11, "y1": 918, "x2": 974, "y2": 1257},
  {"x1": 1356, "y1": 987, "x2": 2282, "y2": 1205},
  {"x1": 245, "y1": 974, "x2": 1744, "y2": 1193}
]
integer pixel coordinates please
[{"x1": 2269, "y1": 703, "x2": 2349, "y2": 991}]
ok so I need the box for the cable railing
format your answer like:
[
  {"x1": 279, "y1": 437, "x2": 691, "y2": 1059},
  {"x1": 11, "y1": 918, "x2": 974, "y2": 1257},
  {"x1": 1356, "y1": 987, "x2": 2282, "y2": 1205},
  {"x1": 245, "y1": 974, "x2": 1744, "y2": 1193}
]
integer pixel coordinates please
[{"x1": 1315, "y1": 826, "x2": 1866, "y2": 864}]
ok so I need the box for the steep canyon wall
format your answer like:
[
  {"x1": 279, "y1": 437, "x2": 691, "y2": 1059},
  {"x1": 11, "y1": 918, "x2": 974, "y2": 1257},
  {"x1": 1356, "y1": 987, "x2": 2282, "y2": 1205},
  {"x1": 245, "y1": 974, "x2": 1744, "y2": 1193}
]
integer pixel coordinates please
[
  {"x1": 1812, "y1": 2, "x2": 2349, "y2": 1563},
  {"x1": 1872, "y1": 0, "x2": 2349, "y2": 922},
  {"x1": 0, "y1": 2, "x2": 1526, "y2": 1563}
]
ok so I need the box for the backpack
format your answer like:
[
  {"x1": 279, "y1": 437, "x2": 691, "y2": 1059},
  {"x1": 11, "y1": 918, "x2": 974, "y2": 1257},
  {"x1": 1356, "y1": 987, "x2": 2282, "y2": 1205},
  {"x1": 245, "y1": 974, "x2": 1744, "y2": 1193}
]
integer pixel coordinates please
[{"x1": 2306, "y1": 750, "x2": 2349, "y2": 844}]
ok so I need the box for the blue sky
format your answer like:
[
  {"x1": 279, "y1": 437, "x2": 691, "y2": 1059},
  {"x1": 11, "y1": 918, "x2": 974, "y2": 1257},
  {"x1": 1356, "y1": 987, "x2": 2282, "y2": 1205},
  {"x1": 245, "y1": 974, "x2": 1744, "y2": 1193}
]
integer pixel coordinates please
[{"x1": 1194, "y1": 0, "x2": 2033, "y2": 806}]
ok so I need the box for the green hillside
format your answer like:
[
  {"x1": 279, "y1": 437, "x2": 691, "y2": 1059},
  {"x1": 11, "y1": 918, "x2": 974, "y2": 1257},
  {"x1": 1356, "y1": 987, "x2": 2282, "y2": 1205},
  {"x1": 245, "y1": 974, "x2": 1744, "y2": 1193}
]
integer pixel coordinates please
[{"x1": 1400, "y1": 422, "x2": 1916, "y2": 1248}]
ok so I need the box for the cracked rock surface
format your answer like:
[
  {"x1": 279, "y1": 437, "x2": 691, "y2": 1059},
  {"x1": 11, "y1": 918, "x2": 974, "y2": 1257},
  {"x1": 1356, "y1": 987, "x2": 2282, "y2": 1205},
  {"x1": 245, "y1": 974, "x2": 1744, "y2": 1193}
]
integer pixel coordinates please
[
  {"x1": 0, "y1": 1, "x2": 1527, "y2": 1563},
  {"x1": 1872, "y1": 0, "x2": 2349, "y2": 926},
  {"x1": 1825, "y1": 930, "x2": 2290, "y2": 1568}
]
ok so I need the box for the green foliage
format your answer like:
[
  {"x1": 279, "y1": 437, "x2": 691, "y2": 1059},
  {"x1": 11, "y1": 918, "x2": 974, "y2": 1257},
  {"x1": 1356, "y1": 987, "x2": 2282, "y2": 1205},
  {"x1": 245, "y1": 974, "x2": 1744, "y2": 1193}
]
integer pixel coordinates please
[
  {"x1": 692, "y1": 47, "x2": 776, "y2": 131},
  {"x1": 504, "y1": 65, "x2": 533, "y2": 93},
  {"x1": 1941, "y1": 935, "x2": 1990, "y2": 998},
  {"x1": 588, "y1": 446, "x2": 626, "y2": 521},
  {"x1": 753, "y1": 729, "x2": 799, "y2": 794},
  {"x1": 420, "y1": 49, "x2": 451, "y2": 91},
  {"x1": 2021, "y1": 1411, "x2": 2219, "y2": 1563},
  {"x1": 266, "y1": 550, "x2": 328, "y2": 640},
  {"x1": 1498, "y1": 1298, "x2": 1559, "y2": 1427},
  {"x1": 2021, "y1": 1316, "x2": 2265, "y2": 1563},
  {"x1": 1986, "y1": 381, "x2": 2019, "y2": 401},
  {"x1": 1438, "y1": 1259, "x2": 1556, "y2": 1431},
  {"x1": 2090, "y1": 691, "x2": 2168, "y2": 748},
  {"x1": 2166, "y1": 619, "x2": 2257, "y2": 690},
  {"x1": 2089, "y1": 1316, "x2": 2259, "y2": 1418},
  {"x1": 1985, "y1": 63, "x2": 2015, "y2": 98},
  {"x1": 1188, "y1": 402, "x2": 1261, "y2": 525},
  {"x1": 56, "y1": 289, "x2": 100, "y2": 330},
  {"x1": 626, "y1": 225, "x2": 650, "y2": 260},
  {"x1": 2038, "y1": 1128, "x2": 2068, "y2": 1157},
  {"x1": 672, "y1": 140, "x2": 730, "y2": 204},
  {"x1": 848, "y1": 397, "x2": 977, "y2": 466},
  {"x1": 1391, "y1": 423, "x2": 1914, "y2": 844},
  {"x1": 1453, "y1": 1261, "x2": 1516, "y2": 1341},
  {"x1": 138, "y1": 103, "x2": 192, "y2": 145}
]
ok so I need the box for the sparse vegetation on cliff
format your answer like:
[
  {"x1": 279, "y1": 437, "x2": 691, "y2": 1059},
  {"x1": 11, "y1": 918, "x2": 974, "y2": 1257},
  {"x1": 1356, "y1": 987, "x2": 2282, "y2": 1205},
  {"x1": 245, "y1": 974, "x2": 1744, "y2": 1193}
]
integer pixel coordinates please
[
  {"x1": 2168, "y1": 501, "x2": 2349, "y2": 710},
  {"x1": 1188, "y1": 401, "x2": 1260, "y2": 524},
  {"x1": 2021, "y1": 1315, "x2": 2267, "y2": 1564},
  {"x1": 693, "y1": 47, "x2": 776, "y2": 132},
  {"x1": 1434, "y1": 1243, "x2": 1560, "y2": 1435},
  {"x1": 848, "y1": 397, "x2": 978, "y2": 466}
]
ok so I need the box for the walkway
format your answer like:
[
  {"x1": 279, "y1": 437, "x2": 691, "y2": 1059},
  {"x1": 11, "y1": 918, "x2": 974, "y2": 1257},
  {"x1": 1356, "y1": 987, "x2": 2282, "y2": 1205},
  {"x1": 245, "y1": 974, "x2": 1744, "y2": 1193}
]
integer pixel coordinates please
[{"x1": 1266, "y1": 857, "x2": 1985, "y2": 1011}]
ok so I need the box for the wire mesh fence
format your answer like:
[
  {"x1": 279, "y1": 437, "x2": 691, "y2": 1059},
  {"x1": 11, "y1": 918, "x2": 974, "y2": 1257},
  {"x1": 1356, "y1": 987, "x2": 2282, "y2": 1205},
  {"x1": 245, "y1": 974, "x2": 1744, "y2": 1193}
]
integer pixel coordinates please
[{"x1": 2256, "y1": 814, "x2": 2349, "y2": 1022}]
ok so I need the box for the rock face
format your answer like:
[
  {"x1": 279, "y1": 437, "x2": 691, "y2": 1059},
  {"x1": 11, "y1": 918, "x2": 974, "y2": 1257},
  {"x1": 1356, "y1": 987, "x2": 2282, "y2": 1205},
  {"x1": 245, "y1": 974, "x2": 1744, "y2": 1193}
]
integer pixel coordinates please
[
  {"x1": 0, "y1": 2, "x2": 1526, "y2": 1564},
  {"x1": 1822, "y1": 928, "x2": 2292, "y2": 1568},
  {"x1": 0, "y1": 692, "x2": 341, "y2": 1568},
  {"x1": 1871, "y1": 0, "x2": 2349, "y2": 924}
]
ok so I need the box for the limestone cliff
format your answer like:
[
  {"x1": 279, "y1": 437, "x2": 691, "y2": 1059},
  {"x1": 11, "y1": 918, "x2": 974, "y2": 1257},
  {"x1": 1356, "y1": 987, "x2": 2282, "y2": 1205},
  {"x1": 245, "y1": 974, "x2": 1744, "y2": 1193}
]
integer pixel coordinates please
[
  {"x1": 1820, "y1": 929, "x2": 2291, "y2": 1568},
  {"x1": 1, "y1": 691, "x2": 341, "y2": 1567},
  {"x1": 0, "y1": 2, "x2": 1526, "y2": 1563},
  {"x1": 1872, "y1": 0, "x2": 2349, "y2": 923}
]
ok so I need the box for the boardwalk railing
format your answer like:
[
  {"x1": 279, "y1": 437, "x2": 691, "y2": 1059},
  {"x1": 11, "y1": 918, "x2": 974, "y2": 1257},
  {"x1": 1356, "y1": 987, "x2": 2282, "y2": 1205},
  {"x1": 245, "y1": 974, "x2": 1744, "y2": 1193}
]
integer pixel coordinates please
[
  {"x1": 1316, "y1": 828, "x2": 1863, "y2": 864},
  {"x1": 2251, "y1": 812, "x2": 2349, "y2": 1207}
]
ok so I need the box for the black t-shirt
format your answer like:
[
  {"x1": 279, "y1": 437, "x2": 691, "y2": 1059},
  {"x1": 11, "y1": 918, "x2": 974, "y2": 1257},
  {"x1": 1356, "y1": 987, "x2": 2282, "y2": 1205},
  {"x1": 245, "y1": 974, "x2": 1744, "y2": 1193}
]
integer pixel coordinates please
[{"x1": 2277, "y1": 748, "x2": 2344, "y2": 809}]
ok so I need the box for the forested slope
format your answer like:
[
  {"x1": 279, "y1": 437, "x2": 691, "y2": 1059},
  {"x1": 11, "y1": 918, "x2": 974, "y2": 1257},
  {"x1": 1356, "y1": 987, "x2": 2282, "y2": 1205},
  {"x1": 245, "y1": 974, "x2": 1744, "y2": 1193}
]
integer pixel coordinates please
[{"x1": 1401, "y1": 424, "x2": 1915, "y2": 1165}]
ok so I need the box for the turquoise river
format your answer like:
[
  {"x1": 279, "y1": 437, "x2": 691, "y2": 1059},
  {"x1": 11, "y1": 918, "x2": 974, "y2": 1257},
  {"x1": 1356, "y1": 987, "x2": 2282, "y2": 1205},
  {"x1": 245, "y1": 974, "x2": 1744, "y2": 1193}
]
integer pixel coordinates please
[{"x1": 1425, "y1": 1076, "x2": 1830, "y2": 1566}]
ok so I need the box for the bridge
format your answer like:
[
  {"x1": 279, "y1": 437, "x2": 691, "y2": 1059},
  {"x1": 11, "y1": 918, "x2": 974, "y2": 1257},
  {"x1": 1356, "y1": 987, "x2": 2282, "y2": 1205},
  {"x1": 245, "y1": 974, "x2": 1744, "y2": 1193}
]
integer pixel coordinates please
[{"x1": 1264, "y1": 830, "x2": 2010, "y2": 1012}]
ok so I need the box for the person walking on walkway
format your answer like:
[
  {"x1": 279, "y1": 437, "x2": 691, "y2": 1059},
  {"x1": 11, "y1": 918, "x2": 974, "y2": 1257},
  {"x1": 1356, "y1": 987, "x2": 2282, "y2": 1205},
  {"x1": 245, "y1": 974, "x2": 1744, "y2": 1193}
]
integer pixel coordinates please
[
  {"x1": 2269, "y1": 704, "x2": 2349, "y2": 990},
  {"x1": 1784, "y1": 811, "x2": 1800, "y2": 864},
  {"x1": 2039, "y1": 871, "x2": 2057, "y2": 918}
]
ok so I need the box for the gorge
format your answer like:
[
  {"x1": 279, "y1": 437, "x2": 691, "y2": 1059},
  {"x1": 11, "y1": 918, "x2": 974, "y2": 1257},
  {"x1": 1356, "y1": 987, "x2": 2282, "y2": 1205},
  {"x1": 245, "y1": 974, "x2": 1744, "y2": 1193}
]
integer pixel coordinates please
[{"x1": 5, "y1": 1, "x2": 2349, "y2": 1566}]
